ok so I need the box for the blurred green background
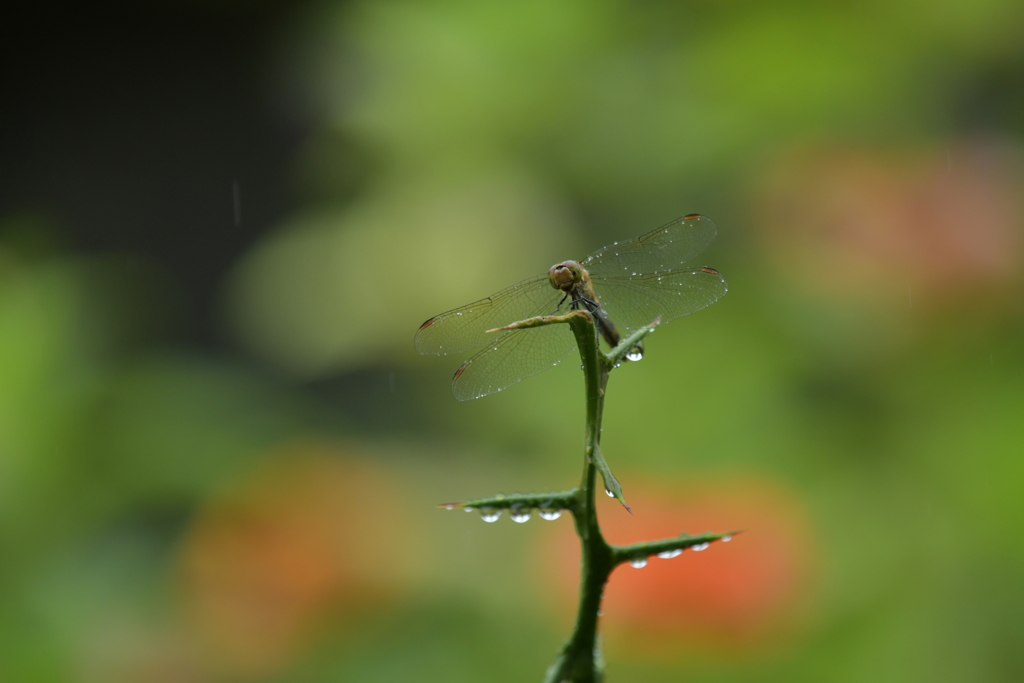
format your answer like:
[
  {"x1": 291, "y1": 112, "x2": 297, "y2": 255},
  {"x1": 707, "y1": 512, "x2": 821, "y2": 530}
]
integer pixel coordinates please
[{"x1": 2, "y1": 1, "x2": 1023, "y2": 681}]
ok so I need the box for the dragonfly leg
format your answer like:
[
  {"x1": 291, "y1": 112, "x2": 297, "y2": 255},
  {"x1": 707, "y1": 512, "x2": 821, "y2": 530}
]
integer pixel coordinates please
[{"x1": 573, "y1": 295, "x2": 600, "y2": 309}]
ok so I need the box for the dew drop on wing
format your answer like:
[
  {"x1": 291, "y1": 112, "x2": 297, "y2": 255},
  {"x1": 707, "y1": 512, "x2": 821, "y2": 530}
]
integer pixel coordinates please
[{"x1": 629, "y1": 558, "x2": 648, "y2": 568}]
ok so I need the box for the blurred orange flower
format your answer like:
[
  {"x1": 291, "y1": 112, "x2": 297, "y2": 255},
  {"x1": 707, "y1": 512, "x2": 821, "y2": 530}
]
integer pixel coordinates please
[
  {"x1": 541, "y1": 476, "x2": 814, "y2": 657},
  {"x1": 177, "y1": 442, "x2": 423, "y2": 677},
  {"x1": 753, "y1": 140, "x2": 1023, "y2": 309}
]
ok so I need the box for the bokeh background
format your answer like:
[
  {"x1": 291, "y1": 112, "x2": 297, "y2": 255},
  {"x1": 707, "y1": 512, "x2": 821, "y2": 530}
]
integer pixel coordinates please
[{"x1": 3, "y1": 1, "x2": 1023, "y2": 681}]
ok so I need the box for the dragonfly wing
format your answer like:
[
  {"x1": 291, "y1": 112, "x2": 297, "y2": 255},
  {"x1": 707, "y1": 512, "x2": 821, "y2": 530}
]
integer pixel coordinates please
[
  {"x1": 582, "y1": 214, "x2": 717, "y2": 275},
  {"x1": 590, "y1": 267, "x2": 728, "y2": 335},
  {"x1": 415, "y1": 274, "x2": 561, "y2": 355},
  {"x1": 451, "y1": 322, "x2": 577, "y2": 400}
]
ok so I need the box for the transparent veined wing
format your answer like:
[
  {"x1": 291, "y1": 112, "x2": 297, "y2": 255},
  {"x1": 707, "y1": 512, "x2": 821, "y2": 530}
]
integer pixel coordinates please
[
  {"x1": 451, "y1": 321, "x2": 578, "y2": 400},
  {"x1": 584, "y1": 214, "x2": 726, "y2": 334},
  {"x1": 588, "y1": 267, "x2": 728, "y2": 336},
  {"x1": 414, "y1": 274, "x2": 561, "y2": 356},
  {"x1": 417, "y1": 212, "x2": 727, "y2": 399},
  {"x1": 582, "y1": 214, "x2": 717, "y2": 276}
]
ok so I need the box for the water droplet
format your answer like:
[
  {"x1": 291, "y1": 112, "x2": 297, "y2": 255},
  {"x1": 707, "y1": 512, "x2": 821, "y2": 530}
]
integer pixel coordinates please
[
  {"x1": 605, "y1": 489, "x2": 615, "y2": 498},
  {"x1": 510, "y1": 508, "x2": 531, "y2": 523},
  {"x1": 480, "y1": 508, "x2": 502, "y2": 523},
  {"x1": 722, "y1": 535, "x2": 732, "y2": 542},
  {"x1": 629, "y1": 558, "x2": 648, "y2": 568},
  {"x1": 597, "y1": 609, "x2": 603, "y2": 617},
  {"x1": 463, "y1": 506, "x2": 475, "y2": 512},
  {"x1": 444, "y1": 504, "x2": 455, "y2": 510},
  {"x1": 626, "y1": 348, "x2": 643, "y2": 361},
  {"x1": 538, "y1": 508, "x2": 562, "y2": 520},
  {"x1": 692, "y1": 542, "x2": 709, "y2": 551},
  {"x1": 657, "y1": 549, "x2": 683, "y2": 559},
  {"x1": 456, "y1": 312, "x2": 462, "y2": 316}
]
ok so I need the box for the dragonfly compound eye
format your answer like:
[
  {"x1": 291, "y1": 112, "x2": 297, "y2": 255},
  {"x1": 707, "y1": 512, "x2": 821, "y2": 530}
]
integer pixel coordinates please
[{"x1": 548, "y1": 261, "x2": 578, "y2": 292}]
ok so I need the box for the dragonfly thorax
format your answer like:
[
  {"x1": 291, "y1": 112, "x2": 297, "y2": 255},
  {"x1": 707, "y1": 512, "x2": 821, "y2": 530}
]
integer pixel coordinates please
[{"x1": 548, "y1": 260, "x2": 587, "y2": 293}]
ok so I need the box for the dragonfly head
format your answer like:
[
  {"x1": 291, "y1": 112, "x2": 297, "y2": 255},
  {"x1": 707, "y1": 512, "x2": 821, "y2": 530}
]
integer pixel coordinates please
[{"x1": 548, "y1": 260, "x2": 584, "y2": 293}]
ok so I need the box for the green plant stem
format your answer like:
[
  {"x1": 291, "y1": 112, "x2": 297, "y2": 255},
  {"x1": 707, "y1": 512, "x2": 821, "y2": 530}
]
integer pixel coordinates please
[
  {"x1": 543, "y1": 313, "x2": 616, "y2": 683},
  {"x1": 440, "y1": 310, "x2": 733, "y2": 681}
]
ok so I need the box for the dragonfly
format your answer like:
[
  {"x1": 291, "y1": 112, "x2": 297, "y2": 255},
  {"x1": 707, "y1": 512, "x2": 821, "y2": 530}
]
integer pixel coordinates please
[{"x1": 415, "y1": 214, "x2": 728, "y2": 400}]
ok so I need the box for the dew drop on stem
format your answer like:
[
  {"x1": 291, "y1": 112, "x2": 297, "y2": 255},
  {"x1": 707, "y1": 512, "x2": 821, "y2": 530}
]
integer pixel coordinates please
[
  {"x1": 510, "y1": 508, "x2": 531, "y2": 523},
  {"x1": 692, "y1": 542, "x2": 709, "y2": 551},
  {"x1": 629, "y1": 558, "x2": 648, "y2": 568},
  {"x1": 657, "y1": 549, "x2": 683, "y2": 559},
  {"x1": 480, "y1": 508, "x2": 502, "y2": 523}
]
